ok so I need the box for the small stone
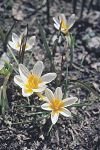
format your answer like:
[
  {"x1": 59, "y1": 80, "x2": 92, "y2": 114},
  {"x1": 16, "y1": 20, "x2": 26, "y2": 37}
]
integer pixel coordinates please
[
  {"x1": 87, "y1": 36, "x2": 100, "y2": 55},
  {"x1": 39, "y1": 134, "x2": 44, "y2": 140}
]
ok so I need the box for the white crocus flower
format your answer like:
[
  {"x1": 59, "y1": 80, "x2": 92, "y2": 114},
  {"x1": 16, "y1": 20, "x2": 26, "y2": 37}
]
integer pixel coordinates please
[
  {"x1": 41, "y1": 87, "x2": 78, "y2": 124},
  {"x1": 0, "y1": 53, "x2": 10, "y2": 70},
  {"x1": 14, "y1": 61, "x2": 57, "y2": 97},
  {"x1": 53, "y1": 14, "x2": 75, "y2": 35},
  {"x1": 8, "y1": 32, "x2": 35, "y2": 51}
]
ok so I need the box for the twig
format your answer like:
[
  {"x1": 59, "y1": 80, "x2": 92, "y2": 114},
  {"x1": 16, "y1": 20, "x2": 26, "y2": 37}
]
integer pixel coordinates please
[{"x1": 47, "y1": 0, "x2": 50, "y2": 25}]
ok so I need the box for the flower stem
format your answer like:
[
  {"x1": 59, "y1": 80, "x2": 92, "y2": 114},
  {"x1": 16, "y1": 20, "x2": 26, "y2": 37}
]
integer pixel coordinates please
[
  {"x1": 8, "y1": 46, "x2": 19, "y2": 66},
  {"x1": 27, "y1": 97, "x2": 30, "y2": 104},
  {"x1": 47, "y1": 124, "x2": 53, "y2": 135},
  {"x1": 36, "y1": 93, "x2": 46, "y2": 101}
]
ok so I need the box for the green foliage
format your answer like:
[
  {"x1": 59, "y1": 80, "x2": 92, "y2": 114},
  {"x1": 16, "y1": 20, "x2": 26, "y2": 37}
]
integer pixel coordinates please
[
  {"x1": 0, "y1": 63, "x2": 12, "y2": 114},
  {"x1": 0, "y1": 63, "x2": 12, "y2": 76},
  {"x1": 70, "y1": 80, "x2": 100, "y2": 98},
  {"x1": 67, "y1": 34, "x2": 75, "y2": 48},
  {"x1": 0, "y1": 74, "x2": 10, "y2": 114},
  {"x1": 38, "y1": 21, "x2": 52, "y2": 60},
  {"x1": 65, "y1": 34, "x2": 75, "y2": 66},
  {"x1": 0, "y1": 23, "x2": 15, "y2": 52},
  {"x1": 4, "y1": 0, "x2": 13, "y2": 9}
]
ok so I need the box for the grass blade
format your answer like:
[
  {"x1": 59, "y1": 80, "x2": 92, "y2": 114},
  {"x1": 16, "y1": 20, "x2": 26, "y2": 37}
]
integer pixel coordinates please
[
  {"x1": 38, "y1": 20, "x2": 52, "y2": 60},
  {"x1": 70, "y1": 80, "x2": 100, "y2": 98},
  {"x1": 0, "y1": 73, "x2": 10, "y2": 114}
]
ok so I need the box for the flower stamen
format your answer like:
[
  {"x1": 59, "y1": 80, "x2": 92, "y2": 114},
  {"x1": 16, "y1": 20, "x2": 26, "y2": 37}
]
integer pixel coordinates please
[
  {"x1": 50, "y1": 99, "x2": 64, "y2": 113},
  {"x1": 24, "y1": 74, "x2": 42, "y2": 93},
  {"x1": 60, "y1": 20, "x2": 69, "y2": 34}
]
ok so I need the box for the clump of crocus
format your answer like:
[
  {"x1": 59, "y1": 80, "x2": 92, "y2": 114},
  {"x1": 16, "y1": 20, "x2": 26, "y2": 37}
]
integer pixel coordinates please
[
  {"x1": 14, "y1": 61, "x2": 57, "y2": 97},
  {"x1": 0, "y1": 53, "x2": 10, "y2": 70},
  {"x1": 41, "y1": 87, "x2": 78, "y2": 124},
  {"x1": 53, "y1": 14, "x2": 75, "y2": 35},
  {"x1": 8, "y1": 28, "x2": 36, "y2": 51}
]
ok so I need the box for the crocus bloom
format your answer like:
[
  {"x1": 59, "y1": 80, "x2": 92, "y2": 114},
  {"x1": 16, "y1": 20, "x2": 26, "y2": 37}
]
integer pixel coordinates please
[
  {"x1": 8, "y1": 31, "x2": 35, "y2": 51},
  {"x1": 14, "y1": 61, "x2": 57, "y2": 97},
  {"x1": 0, "y1": 53, "x2": 10, "y2": 70},
  {"x1": 41, "y1": 87, "x2": 78, "y2": 124},
  {"x1": 53, "y1": 14, "x2": 75, "y2": 35}
]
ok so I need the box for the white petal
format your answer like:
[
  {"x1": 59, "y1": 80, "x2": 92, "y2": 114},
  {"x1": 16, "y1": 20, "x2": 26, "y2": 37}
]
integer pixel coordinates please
[
  {"x1": 63, "y1": 97, "x2": 78, "y2": 107},
  {"x1": 25, "y1": 44, "x2": 33, "y2": 51},
  {"x1": 8, "y1": 41, "x2": 14, "y2": 49},
  {"x1": 41, "y1": 73, "x2": 57, "y2": 84},
  {"x1": 54, "y1": 23, "x2": 60, "y2": 30},
  {"x1": 38, "y1": 82, "x2": 46, "y2": 87},
  {"x1": 53, "y1": 17, "x2": 60, "y2": 30},
  {"x1": 38, "y1": 83, "x2": 47, "y2": 88},
  {"x1": 32, "y1": 85, "x2": 46, "y2": 92},
  {"x1": 32, "y1": 61, "x2": 44, "y2": 76},
  {"x1": 22, "y1": 88, "x2": 33, "y2": 97},
  {"x1": 41, "y1": 103, "x2": 52, "y2": 111},
  {"x1": 53, "y1": 17, "x2": 60, "y2": 25},
  {"x1": 67, "y1": 14, "x2": 76, "y2": 29},
  {"x1": 51, "y1": 111, "x2": 59, "y2": 124},
  {"x1": 12, "y1": 33, "x2": 19, "y2": 43},
  {"x1": 0, "y1": 61, "x2": 4, "y2": 70},
  {"x1": 54, "y1": 87, "x2": 62, "y2": 100},
  {"x1": 45, "y1": 88, "x2": 54, "y2": 102},
  {"x1": 8, "y1": 41, "x2": 20, "y2": 51},
  {"x1": 27, "y1": 36, "x2": 36, "y2": 46},
  {"x1": 19, "y1": 64, "x2": 30, "y2": 82},
  {"x1": 14, "y1": 75, "x2": 24, "y2": 88},
  {"x1": 60, "y1": 14, "x2": 67, "y2": 24},
  {"x1": 60, "y1": 108, "x2": 71, "y2": 117}
]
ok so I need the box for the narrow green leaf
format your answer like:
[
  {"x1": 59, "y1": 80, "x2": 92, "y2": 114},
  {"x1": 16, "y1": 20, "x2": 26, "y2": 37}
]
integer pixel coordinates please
[
  {"x1": 63, "y1": 65, "x2": 69, "y2": 99},
  {"x1": 70, "y1": 80, "x2": 100, "y2": 98},
  {"x1": 0, "y1": 73, "x2": 10, "y2": 114},
  {"x1": 8, "y1": 45, "x2": 19, "y2": 66},
  {"x1": 25, "y1": 111, "x2": 48, "y2": 116},
  {"x1": 68, "y1": 103, "x2": 91, "y2": 108},
  {"x1": 15, "y1": 104, "x2": 40, "y2": 108},
  {"x1": 0, "y1": 26, "x2": 5, "y2": 43},
  {"x1": 0, "y1": 86, "x2": 3, "y2": 106},
  {"x1": 38, "y1": 20, "x2": 52, "y2": 60},
  {"x1": 65, "y1": 34, "x2": 75, "y2": 66},
  {"x1": 47, "y1": 124, "x2": 53, "y2": 136},
  {"x1": 3, "y1": 22, "x2": 15, "y2": 52}
]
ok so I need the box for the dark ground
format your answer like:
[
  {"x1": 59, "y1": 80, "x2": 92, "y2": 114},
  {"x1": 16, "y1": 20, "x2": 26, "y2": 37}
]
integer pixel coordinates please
[{"x1": 0, "y1": 0, "x2": 100, "y2": 150}]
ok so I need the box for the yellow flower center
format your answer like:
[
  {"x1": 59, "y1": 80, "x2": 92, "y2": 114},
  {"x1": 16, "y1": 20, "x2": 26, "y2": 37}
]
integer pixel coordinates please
[
  {"x1": 24, "y1": 74, "x2": 42, "y2": 93},
  {"x1": 50, "y1": 99, "x2": 64, "y2": 113},
  {"x1": 60, "y1": 19, "x2": 69, "y2": 34},
  {"x1": 16, "y1": 43, "x2": 20, "y2": 49},
  {"x1": 16, "y1": 42, "x2": 29, "y2": 50}
]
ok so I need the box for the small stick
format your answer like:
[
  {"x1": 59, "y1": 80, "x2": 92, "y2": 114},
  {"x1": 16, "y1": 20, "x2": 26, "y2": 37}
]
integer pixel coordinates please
[
  {"x1": 80, "y1": 0, "x2": 86, "y2": 18},
  {"x1": 87, "y1": 0, "x2": 94, "y2": 13},
  {"x1": 72, "y1": 0, "x2": 78, "y2": 14},
  {"x1": 47, "y1": 0, "x2": 50, "y2": 25},
  {"x1": 4, "y1": 22, "x2": 15, "y2": 52}
]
